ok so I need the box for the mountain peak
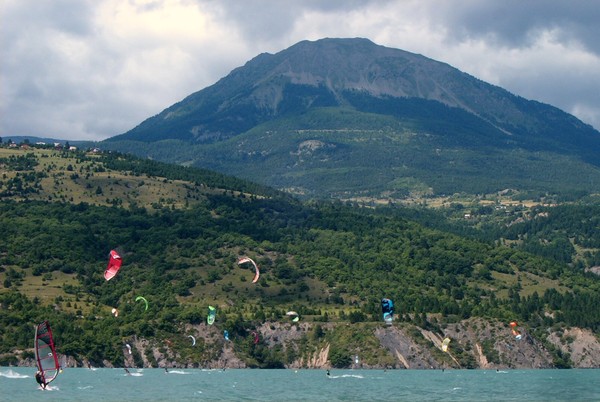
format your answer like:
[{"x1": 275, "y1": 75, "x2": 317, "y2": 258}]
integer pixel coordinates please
[
  {"x1": 105, "y1": 38, "x2": 600, "y2": 199},
  {"x1": 246, "y1": 37, "x2": 455, "y2": 101},
  {"x1": 111, "y1": 37, "x2": 483, "y2": 143}
]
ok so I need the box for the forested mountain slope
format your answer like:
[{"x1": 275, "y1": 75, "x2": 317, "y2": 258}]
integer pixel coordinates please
[
  {"x1": 103, "y1": 38, "x2": 600, "y2": 199},
  {"x1": 1, "y1": 146, "x2": 598, "y2": 369}
]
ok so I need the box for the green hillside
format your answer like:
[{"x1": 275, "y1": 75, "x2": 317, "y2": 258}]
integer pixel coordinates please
[
  {"x1": 1, "y1": 146, "x2": 598, "y2": 368},
  {"x1": 104, "y1": 105, "x2": 600, "y2": 200}
]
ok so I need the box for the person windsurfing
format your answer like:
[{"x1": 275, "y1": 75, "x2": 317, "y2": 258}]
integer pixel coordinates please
[
  {"x1": 34, "y1": 321, "x2": 60, "y2": 390},
  {"x1": 35, "y1": 371, "x2": 46, "y2": 389}
]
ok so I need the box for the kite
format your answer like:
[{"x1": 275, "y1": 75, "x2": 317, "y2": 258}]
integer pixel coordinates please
[
  {"x1": 111, "y1": 307, "x2": 119, "y2": 318},
  {"x1": 224, "y1": 330, "x2": 230, "y2": 341},
  {"x1": 104, "y1": 250, "x2": 122, "y2": 281},
  {"x1": 135, "y1": 296, "x2": 148, "y2": 311},
  {"x1": 34, "y1": 321, "x2": 60, "y2": 389},
  {"x1": 510, "y1": 321, "x2": 522, "y2": 340},
  {"x1": 188, "y1": 335, "x2": 196, "y2": 346},
  {"x1": 381, "y1": 298, "x2": 394, "y2": 324},
  {"x1": 251, "y1": 331, "x2": 259, "y2": 345},
  {"x1": 125, "y1": 344, "x2": 132, "y2": 355},
  {"x1": 237, "y1": 257, "x2": 260, "y2": 283},
  {"x1": 207, "y1": 306, "x2": 216, "y2": 325},
  {"x1": 286, "y1": 311, "x2": 300, "y2": 322},
  {"x1": 442, "y1": 337, "x2": 451, "y2": 352}
]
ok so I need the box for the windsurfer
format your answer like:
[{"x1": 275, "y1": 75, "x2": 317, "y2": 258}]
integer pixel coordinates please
[{"x1": 35, "y1": 371, "x2": 46, "y2": 389}]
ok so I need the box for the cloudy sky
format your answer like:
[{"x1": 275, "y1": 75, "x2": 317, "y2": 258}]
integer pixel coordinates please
[{"x1": 2, "y1": 0, "x2": 599, "y2": 141}]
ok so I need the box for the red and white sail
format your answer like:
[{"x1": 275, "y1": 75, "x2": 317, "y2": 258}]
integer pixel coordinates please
[
  {"x1": 104, "y1": 250, "x2": 122, "y2": 281},
  {"x1": 34, "y1": 321, "x2": 60, "y2": 386}
]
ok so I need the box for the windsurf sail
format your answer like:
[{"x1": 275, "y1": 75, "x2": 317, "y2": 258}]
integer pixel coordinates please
[
  {"x1": 207, "y1": 306, "x2": 216, "y2": 325},
  {"x1": 34, "y1": 321, "x2": 60, "y2": 387},
  {"x1": 104, "y1": 250, "x2": 122, "y2": 281},
  {"x1": 237, "y1": 257, "x2": 260, "y2": 283}
]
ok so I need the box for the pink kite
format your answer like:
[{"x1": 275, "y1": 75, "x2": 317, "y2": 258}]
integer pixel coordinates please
[{"x1": 104, "y1": 250, "x2": 122, "y2": 281}]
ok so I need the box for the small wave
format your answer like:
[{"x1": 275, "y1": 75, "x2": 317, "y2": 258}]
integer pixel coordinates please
[
  {"x1": 330, "y1": 374, "x2": 364, "y2": 379},
  {"x1": 129, "y1": 373, "x2": 143, "y2": 377},
  {"x1": 78, "y1": 386, "x2": 94, "y2": 390},
  {"x1": 43, "y1": 385, "x2": 59, "y2": 391},
  {"x1": 167, "y1": 370, "x2": 189, "y2": 375},
  {"x1": 0, "y1": 369, "x2": 30, "y2": 379}
]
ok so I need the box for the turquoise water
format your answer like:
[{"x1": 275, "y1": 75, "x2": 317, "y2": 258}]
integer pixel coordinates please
[{"x1": 2, "y1": 367, "x2": 599, "y2": 401}]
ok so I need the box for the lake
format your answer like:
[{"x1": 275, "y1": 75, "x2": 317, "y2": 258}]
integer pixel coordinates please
[{"x1": 1, "y1": 367, "x2": 599, "y2": 401}]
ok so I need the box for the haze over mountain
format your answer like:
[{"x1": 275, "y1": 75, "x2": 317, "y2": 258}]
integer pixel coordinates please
[{"x1": 104, "y1": 38, "x2": 600, "y2": 199}]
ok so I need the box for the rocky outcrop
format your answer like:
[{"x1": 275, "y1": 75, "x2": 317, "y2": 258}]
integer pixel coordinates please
[
  {"x1": 294, "y1": 344, "x2": 330, "y2": 369},
  {"x1": 5, "y1": 319, "x2": 599, "y2": 369},
  {"x1": 440, "y1": 318, "x2": 555, "y2": 369},
  {"x1": 547, "y1": 327, "x2": 600, "y2": 368},
  {"x1": 375, "y1": 326, "x2": 438, "y2": 369}
]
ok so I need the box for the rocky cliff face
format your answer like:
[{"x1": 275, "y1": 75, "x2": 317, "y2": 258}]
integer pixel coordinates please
[{"x1": 6, "y1": 319, "x2": 599, "y2": 369}]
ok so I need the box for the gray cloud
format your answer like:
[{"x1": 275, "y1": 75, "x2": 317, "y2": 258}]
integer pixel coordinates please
[
  {"x1": 1, "y1": 0, "x2": 598, "y2": 141},
  {"x1": 434, "y1": 1, "x2": 600, "y2": 53}
]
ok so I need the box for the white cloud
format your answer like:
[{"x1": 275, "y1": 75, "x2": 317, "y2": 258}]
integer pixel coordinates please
[{"x1": 1, "y1": 0, "x2": 598, "y2": 141}]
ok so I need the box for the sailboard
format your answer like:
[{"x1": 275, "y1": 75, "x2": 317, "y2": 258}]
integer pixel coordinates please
[{"x1": 34, "y1": 321, "x2": 60, "y2": 387}]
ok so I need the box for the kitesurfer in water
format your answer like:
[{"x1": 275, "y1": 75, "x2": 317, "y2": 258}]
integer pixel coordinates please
[
  {"x1": 164, "y1": 367, "x2": 168, "y2": 373},
  {"x1": 124, "y1": 368, "x2": 131, "y2": 376},
  {"x1": 35, "y1": 371, "x2": 46, "y2": 389},
  {"x1": 326, "y1": 369, "x2": 330, "y2": 377}
]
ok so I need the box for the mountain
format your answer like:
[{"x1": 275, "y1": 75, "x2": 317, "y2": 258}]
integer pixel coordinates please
[{"x1": 104, "y1": 38, "x2": 600, "y2": 199}]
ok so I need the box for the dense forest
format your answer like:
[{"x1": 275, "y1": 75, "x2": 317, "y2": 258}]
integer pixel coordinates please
[{"x1": 0, "y1": 146, "x2": 599, "y2": 368}]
